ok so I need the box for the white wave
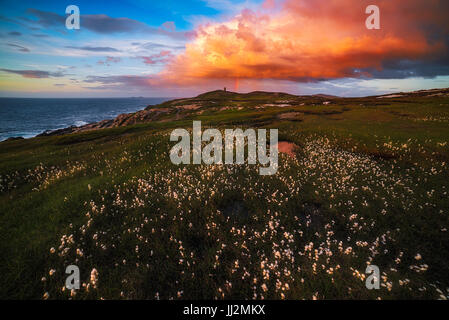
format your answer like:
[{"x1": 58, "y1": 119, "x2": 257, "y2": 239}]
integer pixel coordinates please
[{"x1": 74, "y1": 120, "x2": 88, "y2": 127}]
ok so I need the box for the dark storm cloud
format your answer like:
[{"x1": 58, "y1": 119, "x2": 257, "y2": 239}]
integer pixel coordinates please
[{"x1": 360, "y1": 57, "x2": 449, "y2": 80}]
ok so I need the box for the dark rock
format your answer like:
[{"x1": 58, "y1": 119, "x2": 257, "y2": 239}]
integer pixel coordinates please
[
  {"x1": 4, "y1": 136, "x2": 24, "y2": 141},
  {"x1": 37, "y1": 126, "x2": 77, "y2": 137}
]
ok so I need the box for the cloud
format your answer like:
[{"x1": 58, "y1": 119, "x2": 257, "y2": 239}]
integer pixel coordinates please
[
  {"x1": 106, "y1": 56, "x2": 121, "y2": 63},
  {"x1": 6, "y1": 43, "x2": 30, "y2": 52},
  {"x1": 140, "y1": 42, "x2": 185, "y2": 51},
  {"x1": 158, "y1": 0, "x2": 449, "y2": 85},
  {"x1": 97, "y1": 56, "x2": 122, "y2": 66},
  {"x1": 139, "y1": 51, "x2": 174, "y2": 65},
  {"x1": 25, "y1": 9, "x2": 65, "y2": 27},
  {"x1": 26, "y1": 9, "x2": 191, "y2": 40},
  {"x1": 8, "y1": 31, "x2": 22, "y2": 36},
  {"x1": 0, "y1": 68, "x2": 64, "y2": 78},
  {"x1": 162, "y1": 21, "x2": 176, "y2": 32},
  {"x1": 360, "y1": 58, "x2": 449, "y2": 79},
  {"x1": 82, "y1": 14, "x2": 153, "y2": 34},
  {"x1": 65, "y1": 46, "x2": 120, "y2": 52},
  {"x1": 0, "y1": 15, "x2": 31, "y2": 28},
  {"x1": 31, "y1": 34, "x2": 50, "y2": 38},
  {"x1": 83, "y1": 75, "x2": 153, "y2": 90}
]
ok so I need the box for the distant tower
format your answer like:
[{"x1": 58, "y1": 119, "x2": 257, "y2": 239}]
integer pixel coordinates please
[{"x1": 224, "y1": 87, "x2": 227, "y2": 92}]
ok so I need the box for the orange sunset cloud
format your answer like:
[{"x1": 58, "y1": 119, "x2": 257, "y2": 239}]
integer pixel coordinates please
[{"x1": 157, "y1": 0, "x2": 448, "y2": 86}]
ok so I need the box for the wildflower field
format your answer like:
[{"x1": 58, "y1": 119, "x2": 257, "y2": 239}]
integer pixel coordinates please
[{"x1": 1, "y1": 90, "x2": 448, "y2": 300}]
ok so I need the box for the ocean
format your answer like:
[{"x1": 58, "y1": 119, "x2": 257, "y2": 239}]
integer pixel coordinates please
[{"x1": 0, "y1": 97, "x2": 172, "y2": 142}]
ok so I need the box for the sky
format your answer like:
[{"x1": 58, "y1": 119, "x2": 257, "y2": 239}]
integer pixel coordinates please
[{"x1": 0, "y1": 0, "x2": 448, "y2": 97}]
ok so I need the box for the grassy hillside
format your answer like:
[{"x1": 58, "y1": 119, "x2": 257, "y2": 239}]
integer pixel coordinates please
[{"x1": 1, "y1": 89, "x2": 449, "y2": 299}]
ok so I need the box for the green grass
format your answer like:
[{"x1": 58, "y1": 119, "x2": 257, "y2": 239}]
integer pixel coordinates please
[{"x1": 1, "y1": 92, "x2": 449, "y2": 300}]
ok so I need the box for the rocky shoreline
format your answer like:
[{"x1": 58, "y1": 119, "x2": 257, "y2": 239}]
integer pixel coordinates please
[
  {"x1": 29, "y1": 87, "x2": 449, "y2": 138},
  {"x1": 36, "y1": 105, "x2": 169, "y2": 137}
]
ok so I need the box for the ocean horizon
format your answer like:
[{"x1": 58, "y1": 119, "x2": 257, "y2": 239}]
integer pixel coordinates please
[{"x1": 0, "y1": 97, "x2": 172, "y2": 141}]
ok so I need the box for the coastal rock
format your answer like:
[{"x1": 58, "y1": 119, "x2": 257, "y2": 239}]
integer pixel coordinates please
[
  {"x1": 37, "y1": 126, "x2": 77, "y2": 137},
  {"x1": 34, "y1": 88, "x2": 449, "y2": 138},
  {"x1": 5, "y1": 136, "x2": 24, "y2": 141},
  {"x1": 36, "y1": 107, "x2": 170, "y2": 137}
]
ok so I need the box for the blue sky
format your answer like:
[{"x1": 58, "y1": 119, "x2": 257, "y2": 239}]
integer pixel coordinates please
[{"x1": 0, "y1": 0, "x2": 448, "y2": 97}]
